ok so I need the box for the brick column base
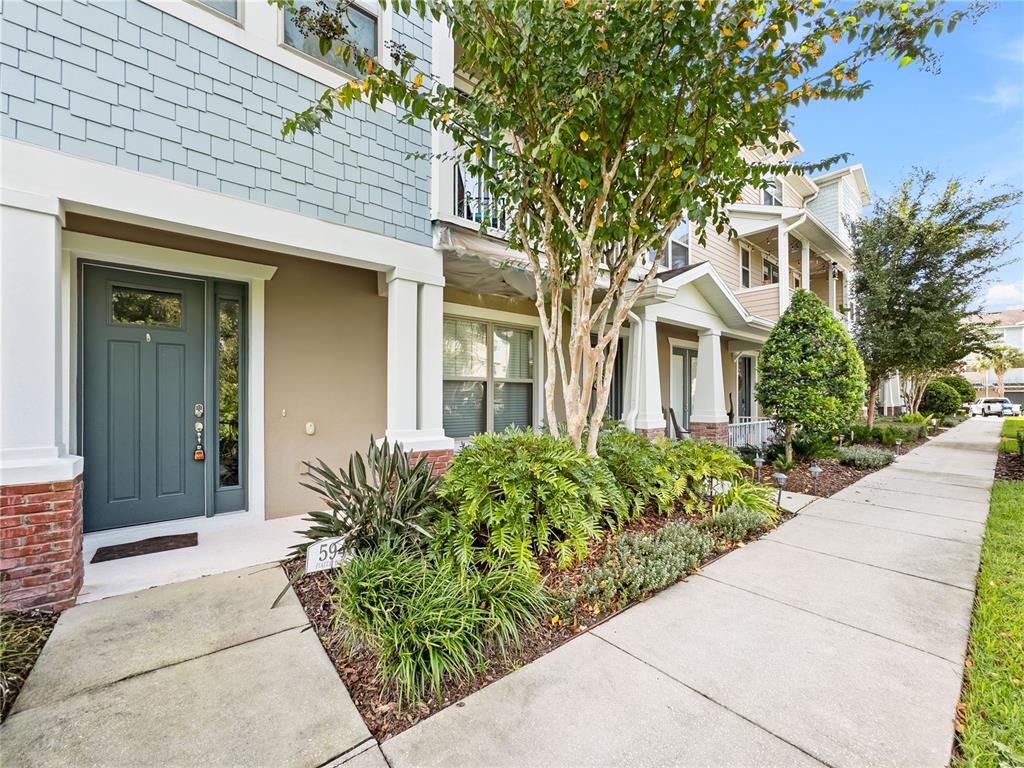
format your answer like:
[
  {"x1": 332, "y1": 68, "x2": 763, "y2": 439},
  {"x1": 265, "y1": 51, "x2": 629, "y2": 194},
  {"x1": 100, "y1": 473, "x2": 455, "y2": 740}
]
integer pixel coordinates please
[
  {"x1": 689, "y1": 421, "x2": 730, "y2": 445},
  {"x1": 1, "y1": 474, "x2": 84, "y2": 612},
  {"x1": 410, "y1": 449, "x2": 455, "y2": 477},
  {"x1": 636, "y1": 427, "x2": 666, "y2": 441}
]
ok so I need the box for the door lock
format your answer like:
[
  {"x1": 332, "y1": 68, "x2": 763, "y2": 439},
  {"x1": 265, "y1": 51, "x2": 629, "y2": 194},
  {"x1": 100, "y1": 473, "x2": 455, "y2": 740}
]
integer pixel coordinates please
[{"x1": 194, "y1": 403, "x2": 204, "y2": 418}]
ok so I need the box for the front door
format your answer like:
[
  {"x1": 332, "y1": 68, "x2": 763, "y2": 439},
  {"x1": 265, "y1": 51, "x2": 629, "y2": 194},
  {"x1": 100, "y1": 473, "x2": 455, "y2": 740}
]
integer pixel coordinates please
[
  {"x1": 82, "y1": 265, "x2": 207, "y2": 532},
  {"x1": 670, "y1": 347, "x2": 698, "y2": 431}
]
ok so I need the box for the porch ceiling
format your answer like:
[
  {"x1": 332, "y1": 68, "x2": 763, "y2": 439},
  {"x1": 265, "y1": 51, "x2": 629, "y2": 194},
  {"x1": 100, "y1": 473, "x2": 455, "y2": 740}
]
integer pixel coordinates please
[{"x1": 437, "y1": 226, "x2": 536, "y2": 298}]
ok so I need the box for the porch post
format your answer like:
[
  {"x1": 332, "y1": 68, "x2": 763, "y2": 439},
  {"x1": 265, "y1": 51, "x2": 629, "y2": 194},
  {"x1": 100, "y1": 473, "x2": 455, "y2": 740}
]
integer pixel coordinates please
[
  {"x1": 800, "y1": 240, "x2": 810, "y2": 291},
  {"x1": 385, "y1": 274, "x2": 453, "y2": 474},
  {"x1": 633, "y1": 309, "x2": 666, "y2": 438},
  {"x1": 689, "y1": 329, "x2": 730, "y2": 444},
  {"x1": 1, "y1": 191, "x2": 84, "y2": 611},
  {"x1": 777, "y1": 223, "x2": 790, "y2": 314},
  {"x1": 827, "y1": 261, "x2": 837, "y2": 313}
]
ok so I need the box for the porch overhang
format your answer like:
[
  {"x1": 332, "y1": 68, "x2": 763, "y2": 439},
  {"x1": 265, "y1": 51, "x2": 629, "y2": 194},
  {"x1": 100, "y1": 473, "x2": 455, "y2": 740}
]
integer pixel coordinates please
[
  {"x1": 726, "y1": 203, "x2": 852, "y2": 265},
  {"x1": 634, "y1": 261, "x2": 774, "y2": 337},
  {"x1": 435, "y1": 225, "x2": 536, "y2": 298}
]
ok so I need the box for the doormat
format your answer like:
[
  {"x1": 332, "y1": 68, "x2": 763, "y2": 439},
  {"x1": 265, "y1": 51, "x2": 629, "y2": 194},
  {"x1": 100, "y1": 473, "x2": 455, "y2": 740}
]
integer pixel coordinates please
[{"x1": 91, "y1": 533, "x2": 198, "y2": 563}]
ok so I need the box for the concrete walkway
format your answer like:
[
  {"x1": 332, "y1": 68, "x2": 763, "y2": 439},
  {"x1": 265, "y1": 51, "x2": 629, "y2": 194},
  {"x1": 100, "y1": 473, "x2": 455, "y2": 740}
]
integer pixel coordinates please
[
  {"x1": 383, "y1": 418, "x2": 999, "y2": 768},
  {"x1": 0, "y1": 564, "x2": 376, "y2": 768}
]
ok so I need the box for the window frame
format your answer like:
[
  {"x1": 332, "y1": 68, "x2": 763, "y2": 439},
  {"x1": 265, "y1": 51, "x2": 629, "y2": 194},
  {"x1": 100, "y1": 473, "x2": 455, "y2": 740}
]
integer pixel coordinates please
[
  {"x1": 442, "y1": 313, "x2": 538, "y2": 438},
  {"x1": 761, "y1": 177, "x2": 784, "y2": 207},
  {"x1": 279, "y1": 0, "x2": 384, "y2": 80},
  {"x1": 661, "y1": 219, "x2": 691, "y2": 271},
  {"x1": 740, "y1": 246, "x2": 751, "y2": 288},
  {"x1": 186, "y1": 0, "x2": 243, "y2": 25},
  {"x1": 762, "y1": 251, "x2": 779, "y2": 285}
]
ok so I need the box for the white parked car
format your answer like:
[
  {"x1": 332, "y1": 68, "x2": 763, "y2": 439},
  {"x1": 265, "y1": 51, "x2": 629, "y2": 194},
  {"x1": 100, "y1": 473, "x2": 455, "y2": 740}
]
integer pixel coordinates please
[{"x1": 971, "y1": 397, "x2": 1022, "y2": 417}]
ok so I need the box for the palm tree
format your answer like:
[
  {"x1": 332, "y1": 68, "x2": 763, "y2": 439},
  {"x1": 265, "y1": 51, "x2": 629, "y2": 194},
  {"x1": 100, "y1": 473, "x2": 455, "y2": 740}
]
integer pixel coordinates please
[{"x1": 972, "y1": 345, "x2": 1024, "y2": 396}]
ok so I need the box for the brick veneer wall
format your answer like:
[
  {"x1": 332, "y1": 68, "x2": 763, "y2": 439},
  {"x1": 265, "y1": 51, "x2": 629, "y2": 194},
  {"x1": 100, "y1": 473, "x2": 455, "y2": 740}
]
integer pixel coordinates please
[
  {"x1": 1, "y1": 475, "x2": 84, "y2": 612},
  {"x1": 688, "y1": 421, "x2": 730, "y2": 445},
  {"x1": 636, "y1": 427, "x2": 667, "y2": 441},
  {"x1": 410, "y1": 449, "x2": 454, "y2": 478}
]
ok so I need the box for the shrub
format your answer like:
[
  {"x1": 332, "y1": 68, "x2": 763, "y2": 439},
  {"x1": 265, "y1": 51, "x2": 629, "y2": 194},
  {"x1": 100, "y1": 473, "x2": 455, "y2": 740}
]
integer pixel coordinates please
[
  {"x1": 791, "y1": 429, "x2": 838, "y2": 460},
  {"x1": 712, "y1": 478, "x2": 778, "y2": 520},
  {"x1": 703, "y1": 502, "x2": 775, "y2": 542},
  {"x1": 934, "y1": 374, "x2": 975, "y2": 404},
  {"x1": 652, "y1": 438, "x2": 747, "y2": 515},
  {"x1": 596, "y1": 428, "x2": 664, "y2": 517},
  {"x1": 920, "y1": 380, "x2": 961, "y2": 416},
  {"x1": 332, "y1": 544, "x2": 549, "y2": 705},
  {"x1": 564, "y1": 521, "x2": 715, "y2": 613},
  {"x1": 837, "y1": 444, "x2": 894, "y2": 469},
  {"x1": 296, "y1": 437, "x2": 439, "y2": 557},
  {"x1": 899, "y1": 411, "x2": 931, "y2": 424},
  {"x1": 435, "y1": 428, "x2": 627, "y2": 571}
]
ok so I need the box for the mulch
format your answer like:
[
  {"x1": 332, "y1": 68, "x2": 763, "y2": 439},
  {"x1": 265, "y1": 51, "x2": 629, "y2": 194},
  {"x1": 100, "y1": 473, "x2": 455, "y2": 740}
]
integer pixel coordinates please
[
  {"x1": 1, "y1": 609, "x2": 59, "y2": 721},
  {"x1": 995, "y1": 451, "x2": 1024, "y2": 482},
  {"x1": 283, "y1": 502, "x2": 789, "y2": 742}
]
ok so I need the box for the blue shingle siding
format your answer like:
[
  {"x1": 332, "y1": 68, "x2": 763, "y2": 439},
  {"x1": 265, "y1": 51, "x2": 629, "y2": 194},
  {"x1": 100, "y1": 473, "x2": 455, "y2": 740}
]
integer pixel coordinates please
[{"x1": 1, "y1": 0, "x2": 433, "y2": 246}]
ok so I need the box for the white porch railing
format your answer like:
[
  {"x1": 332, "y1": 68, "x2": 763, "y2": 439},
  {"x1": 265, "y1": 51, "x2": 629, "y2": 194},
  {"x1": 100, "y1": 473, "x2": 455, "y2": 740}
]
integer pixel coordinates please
[
  {"x1": 727, "y1": 418, "x2": 775, "y2": 449},
  {"x1": 453, "y1": 162, "x2": 507, "y2": 231}
]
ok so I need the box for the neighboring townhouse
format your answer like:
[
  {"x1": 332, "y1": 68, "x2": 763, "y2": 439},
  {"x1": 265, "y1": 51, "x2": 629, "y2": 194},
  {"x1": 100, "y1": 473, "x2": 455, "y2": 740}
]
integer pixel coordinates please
[
  {"x1": 0, "y1": 0, "x2": 869, "y2": 611},
  {"x1": 965, "y1": 308, "x2": 1024, "y2": 404}
]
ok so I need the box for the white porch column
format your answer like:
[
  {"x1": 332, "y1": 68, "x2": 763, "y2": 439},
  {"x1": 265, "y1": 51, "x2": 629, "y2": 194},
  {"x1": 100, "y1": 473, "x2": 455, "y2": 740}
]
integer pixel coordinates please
[
  {"x1": 800, "y1": 240, "x2": 810, "y2": 291},
  {"x1": 690, "y1": 330, "x2": 730, "y2": 443},
  {"x1": 621, "y1": 313, "x2": 641, "y2": 431},
  {"x1": 416, "y1": 282, "x2": 446, "y2": 437},
  {"x1": 0, "y1": 191, "x2": 82, "y2": 484},
  {"x1": 827, "y1": 261, "x2": 837, "y2": 313},
  {"x1": 633, "y1": 309, "x2": 665, "y2": 436},
  {"x1": 777, "y1": 223, "x2": 790, "y2": 314},
  {"x1": 385, "y1": 273, "x2": 453, "y2": 455}
]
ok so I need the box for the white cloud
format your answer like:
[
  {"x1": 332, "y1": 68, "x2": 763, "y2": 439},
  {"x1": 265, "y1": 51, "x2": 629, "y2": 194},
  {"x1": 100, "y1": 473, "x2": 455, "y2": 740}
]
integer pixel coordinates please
[
  {"x1": 977, "y1": 83, "x2": 1024, "y2": 112},
  {"x1": 985, "y1": 277, "x2": 1024, "y2": 309},
  {"x1": 997, "y1": 37, "x2": 1024, "y2": 64}
]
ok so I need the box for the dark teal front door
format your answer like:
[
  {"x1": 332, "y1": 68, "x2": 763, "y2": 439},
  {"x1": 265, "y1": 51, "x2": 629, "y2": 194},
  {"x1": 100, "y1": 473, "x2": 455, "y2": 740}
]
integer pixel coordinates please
[{"x1": 82, "y1": 265, "x2": 207, "y2": 532}]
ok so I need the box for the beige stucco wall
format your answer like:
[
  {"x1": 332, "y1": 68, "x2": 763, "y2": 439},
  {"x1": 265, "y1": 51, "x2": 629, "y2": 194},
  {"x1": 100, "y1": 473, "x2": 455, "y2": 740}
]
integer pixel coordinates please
[
  {"x1": 64, "y1": 214, "x2": 387, "y2": 520},
  {"x1": 655, "y1": 323, "x2": 746, "y2": 425}
]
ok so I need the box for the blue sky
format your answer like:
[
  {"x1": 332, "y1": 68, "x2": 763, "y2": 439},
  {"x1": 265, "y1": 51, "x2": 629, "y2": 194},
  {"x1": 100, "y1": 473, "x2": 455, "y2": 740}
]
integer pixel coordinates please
[{"x1": 789, "y1": 1, "x2": 1024, "y2": 312}]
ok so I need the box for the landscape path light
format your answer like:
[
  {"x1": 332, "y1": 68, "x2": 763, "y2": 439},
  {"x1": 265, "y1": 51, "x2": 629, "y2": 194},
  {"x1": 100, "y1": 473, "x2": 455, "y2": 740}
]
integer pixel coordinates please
[
  {"x1": 894, "y1": 439, "x2": 902, "y2": 456},
  {"x1": 772, "y1": 471, "x2": 788, "y2": 510},
  {"x1": 754, "y1": 454, "x2": 765, "y2": 483},
  {"x1": 809, "y1": 464, "x2": 822, "y2": 495}
]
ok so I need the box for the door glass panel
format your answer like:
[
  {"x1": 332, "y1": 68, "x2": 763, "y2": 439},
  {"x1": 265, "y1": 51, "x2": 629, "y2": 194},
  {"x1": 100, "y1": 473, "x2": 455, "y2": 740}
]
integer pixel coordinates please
[
  {"x1": 217, "y1": 298, "x2": 241, "y2": 488},
  {"x1": 494, "y1": 382, "x2": 532, "y2": 432},
  {"x1": 738, "y1": 357, "x2": 752, "y2": 419},
  {"x1": 443, "y1": 381, "x2": 485, "y2": 438},
  {"x1": 111, "y1": 286, "x2": 182, "y2": 327}
]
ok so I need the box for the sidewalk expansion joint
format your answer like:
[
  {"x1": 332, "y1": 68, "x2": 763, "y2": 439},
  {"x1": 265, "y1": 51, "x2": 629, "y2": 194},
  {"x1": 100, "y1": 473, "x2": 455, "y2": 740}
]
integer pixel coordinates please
[
  {"x1": 694, "y1": 574, "x2": 963, "y2": 667},
  {"x1": 814, "y1": 496, "x2": 986, "y2": 524},
  {"x1": 796, "y1": 509, "x2": 979, "y2": 544},
  {"x1": 762, "y1": 539, "x2": 974, "y2": 592},
  {"x1": 589, "y1": 632, "x2": 834, "y2": 768}
]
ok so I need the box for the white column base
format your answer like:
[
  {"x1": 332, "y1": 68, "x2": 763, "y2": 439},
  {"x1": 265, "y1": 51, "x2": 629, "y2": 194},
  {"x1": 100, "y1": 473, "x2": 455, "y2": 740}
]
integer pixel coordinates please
[
  {"x1": 1, "y1": 454, "x2": 83, "y2": 486},
  {"x1": 382, "y1": 429, "x2": 454, "y2": 453}
]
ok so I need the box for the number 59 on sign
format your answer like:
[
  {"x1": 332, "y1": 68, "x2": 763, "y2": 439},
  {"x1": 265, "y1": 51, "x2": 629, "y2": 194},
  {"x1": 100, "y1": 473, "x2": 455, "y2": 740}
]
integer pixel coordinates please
[{"x1": 305, "y1": 537, "x2": 348, "y2": 574}]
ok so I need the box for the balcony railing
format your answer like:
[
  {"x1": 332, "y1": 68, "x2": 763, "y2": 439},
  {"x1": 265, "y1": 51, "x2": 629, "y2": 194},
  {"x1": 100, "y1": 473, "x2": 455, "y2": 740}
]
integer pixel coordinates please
[
  {"x1": 727, "y1": 418, "x2": 776, "y2": 449},
  {"x1": 453, "y1": 162, "x2": 507, "y2": 231}
]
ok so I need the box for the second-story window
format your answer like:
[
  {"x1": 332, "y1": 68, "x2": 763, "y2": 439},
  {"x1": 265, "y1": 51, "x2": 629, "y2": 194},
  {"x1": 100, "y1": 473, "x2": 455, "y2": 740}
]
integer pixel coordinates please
[
  {"x1": 283, "y1": 0, "x2": 378, "y2": 77},
  {"x1": 761, "y1": 178, "x2": 783, "y2": 207},
  {"x1": 740, "y1": 246, "x2": 751, "y2": 288},
  {"x1": 662, "y1": 220, "x2": 690, "y2": 270},
  {"x1": 193, "y1": 0, "x2": 239, "y2": 20},
  {"x1": 762, "y1": 253, "x2": 779, "y2": 285}
]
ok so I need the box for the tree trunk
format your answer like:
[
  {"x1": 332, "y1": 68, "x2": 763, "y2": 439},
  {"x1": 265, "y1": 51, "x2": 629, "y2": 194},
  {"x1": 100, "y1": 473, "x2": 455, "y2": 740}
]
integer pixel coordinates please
[
  {"x1": 866, "y1": 384, "x2": 878, "y2": 429},
  {"x1": 784, "y1": 422, "x2": 796, "y2": 465},
  {"x1": 997, "y1": 370, "x2": 1006, "y2": 396}
]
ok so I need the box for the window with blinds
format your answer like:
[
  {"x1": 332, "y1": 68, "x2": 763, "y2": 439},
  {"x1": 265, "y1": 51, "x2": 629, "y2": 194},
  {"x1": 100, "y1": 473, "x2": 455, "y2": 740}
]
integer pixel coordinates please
[{"x1": 443, "y1": 317, "x2": 534, "y2": 438}]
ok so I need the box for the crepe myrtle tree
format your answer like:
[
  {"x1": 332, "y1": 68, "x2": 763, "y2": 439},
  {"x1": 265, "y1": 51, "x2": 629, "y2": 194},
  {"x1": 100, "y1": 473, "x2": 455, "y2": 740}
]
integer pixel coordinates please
[
  {"x1": 756, "y1": 290, "x2": 866, "y2": 464},
  {"x1": 272, "y1": 0, "x2": 982, "y2": 455}
]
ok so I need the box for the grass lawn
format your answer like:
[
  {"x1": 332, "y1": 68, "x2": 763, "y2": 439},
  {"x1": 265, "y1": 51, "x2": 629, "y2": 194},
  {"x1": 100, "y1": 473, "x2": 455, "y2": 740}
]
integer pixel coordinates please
[
  {"x1": 956, "y1": 480, "x2": 1024, "y2": 768},
  {"x1": 999, "y1": 417, "x2": 1024, "y2": 454}
]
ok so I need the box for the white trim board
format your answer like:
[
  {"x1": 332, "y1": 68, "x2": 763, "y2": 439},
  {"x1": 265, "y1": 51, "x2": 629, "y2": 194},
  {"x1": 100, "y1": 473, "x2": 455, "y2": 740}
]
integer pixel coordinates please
[
  {"x1": 1, "y1": 141, "x2": 443, "y2": 280},
  {"x1": 64, "y1": 235, "x2": 273, "y2": 520}
]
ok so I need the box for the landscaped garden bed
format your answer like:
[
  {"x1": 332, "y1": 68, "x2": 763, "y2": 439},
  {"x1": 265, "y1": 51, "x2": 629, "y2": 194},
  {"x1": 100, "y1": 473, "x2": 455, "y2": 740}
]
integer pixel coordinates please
[
  {"x1": 283, "y1": 429, "x2": 790, "y2": 741},
  {"x1": 0, "y1": 609, "x2": 58, "y2": 721},
  {"x1": 995, "y1": 417, "x2": 1024, "y2": 482}
]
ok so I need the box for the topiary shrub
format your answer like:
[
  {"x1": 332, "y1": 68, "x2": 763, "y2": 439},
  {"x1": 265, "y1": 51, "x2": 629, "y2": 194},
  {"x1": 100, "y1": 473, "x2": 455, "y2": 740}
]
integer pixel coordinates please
[
  {"x1": 934, "y1": 374, "x2": 976, "y2": 404},
  {"x1": 332, "y1": 544, "x2": 549, "y2": 705},
  {"x1": 435, "y1": 428, "x2": 627, "y2": 571},
  {"x1": 562, "y1": 521, "x2": 715, "y2": 614},
  {"x1": 837, "y1": 444, "x2": 894, "y2": 469},
  {"x1": 702, "y1": 502, "x2": 775, "y2": 542},
  {"x1": 920, "y1": 380, "x2": 962, "y2": 416}
]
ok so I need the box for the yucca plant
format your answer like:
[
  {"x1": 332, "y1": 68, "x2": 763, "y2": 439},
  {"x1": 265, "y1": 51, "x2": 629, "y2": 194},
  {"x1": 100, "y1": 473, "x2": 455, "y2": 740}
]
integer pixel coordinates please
[{"x1": 295, "y1": 436, "x2": 439, "y2": 557}]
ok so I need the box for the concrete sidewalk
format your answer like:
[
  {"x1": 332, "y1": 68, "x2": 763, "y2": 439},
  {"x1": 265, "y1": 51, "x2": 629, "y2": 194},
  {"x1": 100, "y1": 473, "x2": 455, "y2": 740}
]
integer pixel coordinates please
[
  {"x1": 383, "y1": 418, "x2": 999, "y2": 768},
  {"x1": 0, "y1": 564, "x2": 376, "y2": 768}
]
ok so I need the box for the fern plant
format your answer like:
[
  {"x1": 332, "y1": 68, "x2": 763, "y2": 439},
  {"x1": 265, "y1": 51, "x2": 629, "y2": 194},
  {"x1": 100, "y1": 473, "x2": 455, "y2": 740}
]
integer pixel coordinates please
[
  {"x1": 597, "y1": 428, "x2": 664, "y2": 517},
  {"x1": 435, "y1": 428, "x2": 627, "y2": 571},
  {"x1": 295, "y1": 437, "x2": 439, "y2": 557},
  {"x1": 711, "y1": 478, "x2": 778, "y2": 521},
  {"x1": 653, "y1": 439, "x2": 748, "y2": 515}
]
